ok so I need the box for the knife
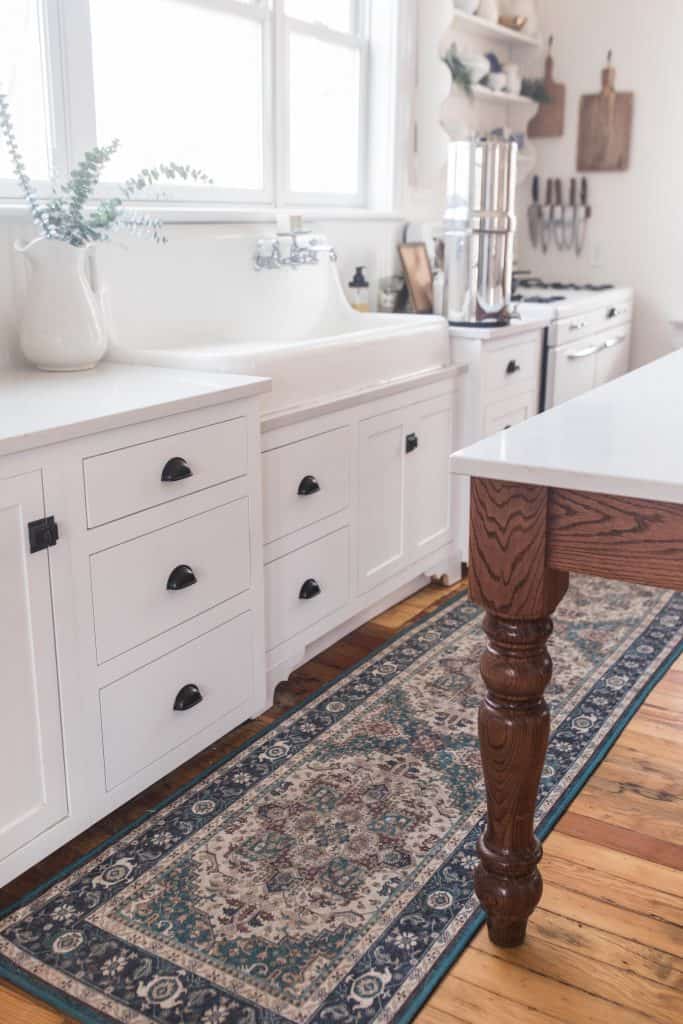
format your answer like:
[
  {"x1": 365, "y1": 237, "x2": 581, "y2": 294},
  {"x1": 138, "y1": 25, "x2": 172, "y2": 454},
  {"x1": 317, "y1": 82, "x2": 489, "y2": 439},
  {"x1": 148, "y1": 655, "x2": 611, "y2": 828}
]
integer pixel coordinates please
[
  {"x1": 528, "y1": 175, "x2": 541, "y2": 248},
  {"x1": 553, "y1": 178, "x2": 565, "y2": 250},
  {"x1": 565, "y1": 177, "x2": 577, "y2": 251},
  {"x1": 541, "y1": 178, "x2": 553, "y2": 253},
  {"x1": 575, "y1": 176, "x2": 591, "y2": 255}
]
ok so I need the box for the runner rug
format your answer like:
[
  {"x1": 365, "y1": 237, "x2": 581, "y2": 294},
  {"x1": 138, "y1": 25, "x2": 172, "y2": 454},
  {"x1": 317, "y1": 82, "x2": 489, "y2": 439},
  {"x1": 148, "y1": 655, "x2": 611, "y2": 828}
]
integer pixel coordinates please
[{"x1": 1, "y1": 578, "x2": 681, "y2": 1024}]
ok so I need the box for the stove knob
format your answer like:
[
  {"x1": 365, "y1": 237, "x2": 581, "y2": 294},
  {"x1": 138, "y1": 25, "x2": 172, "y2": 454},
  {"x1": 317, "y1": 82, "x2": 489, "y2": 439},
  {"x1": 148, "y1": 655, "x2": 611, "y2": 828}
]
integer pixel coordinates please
[{"x1": 607, "y1": 307, "x2": 617, "y2": 319}]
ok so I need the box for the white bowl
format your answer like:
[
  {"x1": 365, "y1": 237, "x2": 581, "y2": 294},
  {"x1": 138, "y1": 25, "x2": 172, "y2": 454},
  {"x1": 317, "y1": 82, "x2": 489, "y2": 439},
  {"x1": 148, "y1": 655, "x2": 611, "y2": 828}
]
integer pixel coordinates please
[{"x1": 487, "y1": 72, "x2": 508, "y2": 91}]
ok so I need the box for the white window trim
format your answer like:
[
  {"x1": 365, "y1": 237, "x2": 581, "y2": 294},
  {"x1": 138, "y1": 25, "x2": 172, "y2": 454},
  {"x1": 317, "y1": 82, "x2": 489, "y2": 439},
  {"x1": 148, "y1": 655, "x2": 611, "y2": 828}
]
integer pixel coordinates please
[{"x1": 0, "y1": 0, "x2": 403, "y2": 219}]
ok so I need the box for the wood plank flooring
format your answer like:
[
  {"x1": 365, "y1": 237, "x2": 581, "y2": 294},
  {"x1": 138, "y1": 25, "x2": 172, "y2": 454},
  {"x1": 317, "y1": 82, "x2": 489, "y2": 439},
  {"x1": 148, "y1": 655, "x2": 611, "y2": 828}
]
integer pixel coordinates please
[{"x1": 1, "y1": 582, "x2": 681, "y2": 1024}]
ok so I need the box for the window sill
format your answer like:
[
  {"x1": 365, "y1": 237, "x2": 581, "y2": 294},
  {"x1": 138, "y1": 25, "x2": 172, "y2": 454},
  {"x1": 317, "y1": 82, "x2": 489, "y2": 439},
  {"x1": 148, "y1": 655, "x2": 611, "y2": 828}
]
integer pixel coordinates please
[{"x1": 0, "y1": 200, "x2": 405, "y2": 226}]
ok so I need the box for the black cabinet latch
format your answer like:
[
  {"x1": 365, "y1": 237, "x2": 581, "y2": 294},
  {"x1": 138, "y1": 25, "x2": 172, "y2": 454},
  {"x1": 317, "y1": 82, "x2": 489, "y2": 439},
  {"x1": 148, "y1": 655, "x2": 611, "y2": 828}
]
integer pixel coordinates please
[
  {"x1": 28, "y1": 516, "x2": 59, "y2": 554},
  {"x1": 406, "y1": 433, "x2": 419, "y2": 454}
]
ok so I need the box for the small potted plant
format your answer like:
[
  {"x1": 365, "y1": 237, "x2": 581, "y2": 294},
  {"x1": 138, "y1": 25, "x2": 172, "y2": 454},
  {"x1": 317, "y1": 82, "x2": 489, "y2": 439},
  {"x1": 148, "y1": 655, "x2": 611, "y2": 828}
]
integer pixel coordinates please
[{"x1": 0, "y1": 92, "x2": 210, "y2": 371}]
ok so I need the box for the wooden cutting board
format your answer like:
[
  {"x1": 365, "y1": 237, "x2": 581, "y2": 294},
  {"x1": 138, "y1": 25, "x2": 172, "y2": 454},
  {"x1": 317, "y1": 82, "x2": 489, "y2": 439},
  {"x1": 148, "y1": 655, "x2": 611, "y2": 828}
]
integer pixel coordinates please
[
  {"x1": 578, "y1": 56, "x2": 633, "y2": 171},
  {"x1": 528, "y1": 51, "x2": 565, "y2": 138}
]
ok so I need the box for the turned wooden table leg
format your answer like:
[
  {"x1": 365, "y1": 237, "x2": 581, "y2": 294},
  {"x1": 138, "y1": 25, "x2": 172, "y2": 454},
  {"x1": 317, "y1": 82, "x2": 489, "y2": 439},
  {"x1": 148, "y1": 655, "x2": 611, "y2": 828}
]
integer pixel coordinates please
[{"x1": 468, "y1": 478, "x2": 569, "y2": 947}]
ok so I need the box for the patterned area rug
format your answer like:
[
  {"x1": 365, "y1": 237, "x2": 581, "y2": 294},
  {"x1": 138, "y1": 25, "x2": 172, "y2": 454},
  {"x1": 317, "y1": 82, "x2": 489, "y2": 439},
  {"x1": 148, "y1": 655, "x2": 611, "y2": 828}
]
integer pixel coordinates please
[{"x1": 1, "y1": 578, "x2": 682, "y2": 1024}]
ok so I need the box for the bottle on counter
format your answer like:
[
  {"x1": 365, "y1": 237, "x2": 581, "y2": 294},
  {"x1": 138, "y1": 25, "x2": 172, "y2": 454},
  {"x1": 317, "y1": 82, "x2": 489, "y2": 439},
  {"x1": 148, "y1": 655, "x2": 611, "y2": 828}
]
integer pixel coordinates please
[{"x1": 348, "y1": 266, "x2": 370, "y2": 312}]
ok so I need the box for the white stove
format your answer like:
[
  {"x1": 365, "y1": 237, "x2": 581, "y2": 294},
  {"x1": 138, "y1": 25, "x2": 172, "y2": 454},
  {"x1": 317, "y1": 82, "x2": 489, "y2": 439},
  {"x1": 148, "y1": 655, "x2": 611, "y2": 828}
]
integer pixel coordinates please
[
  {"x1": 512, "y1": 279, "x2": 633, "y2": 331},
  {"x1": 510, "y1": 278, "x2": 635, "y2": 408}
]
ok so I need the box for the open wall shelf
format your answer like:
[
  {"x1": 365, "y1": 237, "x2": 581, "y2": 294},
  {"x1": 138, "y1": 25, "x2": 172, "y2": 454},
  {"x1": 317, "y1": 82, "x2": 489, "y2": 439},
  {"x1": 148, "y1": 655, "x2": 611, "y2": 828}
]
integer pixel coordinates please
[{"x1": 449, "y1": 9, "x2": 542, "y2": 49}]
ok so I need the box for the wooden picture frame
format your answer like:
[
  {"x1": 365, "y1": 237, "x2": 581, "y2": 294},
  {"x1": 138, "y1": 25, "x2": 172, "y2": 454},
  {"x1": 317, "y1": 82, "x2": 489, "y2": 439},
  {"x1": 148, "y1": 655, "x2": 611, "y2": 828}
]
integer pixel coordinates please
[{"x1": 398, "y1": 243, "x2": 433, "y2": 315}]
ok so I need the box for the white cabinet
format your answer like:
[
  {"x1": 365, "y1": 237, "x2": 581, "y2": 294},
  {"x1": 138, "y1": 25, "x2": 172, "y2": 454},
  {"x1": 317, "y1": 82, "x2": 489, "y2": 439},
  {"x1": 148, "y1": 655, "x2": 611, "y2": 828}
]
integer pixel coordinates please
[
  {"x1": 358, "y1": 406, "x2": 409, "y2": 593},
  {"x1": 408, "y1": 394, "x2": 453, "y2": 561},
  {"x1": 261, "y1": 373, "x2": 460, "y2": 691},
  {"x1": 357, "y1": 394, "x2": 452, "y2": 595},
  {"x1": 0, "y1": 471, "x2": 67, "y2": 865},
  {"x1": 0, "y1": 365, "x2": 269, "y2": 887}
]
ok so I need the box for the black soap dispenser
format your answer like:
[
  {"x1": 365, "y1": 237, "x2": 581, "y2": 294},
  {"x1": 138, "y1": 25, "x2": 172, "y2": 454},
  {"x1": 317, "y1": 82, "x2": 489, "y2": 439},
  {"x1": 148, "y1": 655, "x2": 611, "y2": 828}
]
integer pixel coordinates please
[{"x1": 349, "y1": 266, "x2": 370, "y2": 312}]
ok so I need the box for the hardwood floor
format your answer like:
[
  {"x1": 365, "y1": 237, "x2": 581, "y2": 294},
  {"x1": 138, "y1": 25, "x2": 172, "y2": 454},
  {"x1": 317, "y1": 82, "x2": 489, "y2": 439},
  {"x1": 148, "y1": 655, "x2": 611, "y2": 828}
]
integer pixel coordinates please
[{"x1": 1, "y1": 581, "x2": 681, "y2": 1024}]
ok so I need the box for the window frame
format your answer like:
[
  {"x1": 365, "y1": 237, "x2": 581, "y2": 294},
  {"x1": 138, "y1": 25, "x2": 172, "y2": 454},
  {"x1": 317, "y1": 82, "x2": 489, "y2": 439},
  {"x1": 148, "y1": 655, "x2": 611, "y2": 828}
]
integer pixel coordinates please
[
  {"x1": 275, "y1": 0, "x2": 369, "y2": 208},
  {"x1": 0, "y1": 0, "x2": 397, "y2": 214}
]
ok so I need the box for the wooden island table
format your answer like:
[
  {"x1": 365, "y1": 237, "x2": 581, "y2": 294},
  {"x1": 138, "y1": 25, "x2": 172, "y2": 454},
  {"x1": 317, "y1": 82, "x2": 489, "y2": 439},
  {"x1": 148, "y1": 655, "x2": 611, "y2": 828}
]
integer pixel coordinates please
[{"x1": 450, "y1": 351, "x2": 683, "y2": 949}]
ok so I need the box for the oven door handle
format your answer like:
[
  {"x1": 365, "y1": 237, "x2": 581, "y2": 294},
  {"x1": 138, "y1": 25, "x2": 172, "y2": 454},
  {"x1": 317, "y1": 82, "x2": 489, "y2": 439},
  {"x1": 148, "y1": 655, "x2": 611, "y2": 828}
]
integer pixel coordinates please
[{"x1": 567, "y1": 343, "x2": 605, "y2": 360}]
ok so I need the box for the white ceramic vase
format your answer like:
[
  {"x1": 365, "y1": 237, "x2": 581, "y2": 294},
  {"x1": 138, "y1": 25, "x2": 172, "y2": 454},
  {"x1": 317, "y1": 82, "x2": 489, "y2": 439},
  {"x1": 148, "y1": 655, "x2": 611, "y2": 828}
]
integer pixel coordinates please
[{"x1": 16, "y1": 238, "x2": 107, "y2": 371}]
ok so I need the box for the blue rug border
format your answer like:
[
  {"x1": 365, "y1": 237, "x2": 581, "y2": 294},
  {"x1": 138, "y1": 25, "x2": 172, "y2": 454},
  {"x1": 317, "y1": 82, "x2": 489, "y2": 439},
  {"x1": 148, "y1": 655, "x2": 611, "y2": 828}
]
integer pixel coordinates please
[{"x1": 0, "y1": 586, "x2": 680, "y2": 1024}]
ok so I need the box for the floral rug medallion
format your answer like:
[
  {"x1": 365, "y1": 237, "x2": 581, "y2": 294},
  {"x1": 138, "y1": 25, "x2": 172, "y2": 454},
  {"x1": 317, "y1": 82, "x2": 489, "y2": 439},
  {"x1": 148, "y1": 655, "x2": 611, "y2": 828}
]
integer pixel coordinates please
[{"x1": 1, "y1": 578, "x2": 681, "y2": 1024}]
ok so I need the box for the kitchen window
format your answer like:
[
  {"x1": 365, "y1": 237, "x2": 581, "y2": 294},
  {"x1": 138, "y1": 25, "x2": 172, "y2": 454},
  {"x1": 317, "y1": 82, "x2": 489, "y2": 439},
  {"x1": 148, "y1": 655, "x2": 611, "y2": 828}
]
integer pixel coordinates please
[{"x1": 0, "y1": 0, "x2": 395, "y2": 212}]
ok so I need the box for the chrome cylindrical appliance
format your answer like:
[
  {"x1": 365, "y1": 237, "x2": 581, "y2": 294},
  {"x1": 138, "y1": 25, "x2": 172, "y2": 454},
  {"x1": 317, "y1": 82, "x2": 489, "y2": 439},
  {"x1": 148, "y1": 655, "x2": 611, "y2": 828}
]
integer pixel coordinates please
[{"x1": 443, "y1": 140, "x2": 518, "y2": 325}]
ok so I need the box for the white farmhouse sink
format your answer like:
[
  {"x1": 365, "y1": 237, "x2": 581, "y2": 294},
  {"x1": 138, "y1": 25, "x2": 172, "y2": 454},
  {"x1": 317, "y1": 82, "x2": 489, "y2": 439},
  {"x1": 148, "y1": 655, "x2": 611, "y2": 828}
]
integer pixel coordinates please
[{"x1": 98, "y1": 235, "x2": 450, "y2": 414}]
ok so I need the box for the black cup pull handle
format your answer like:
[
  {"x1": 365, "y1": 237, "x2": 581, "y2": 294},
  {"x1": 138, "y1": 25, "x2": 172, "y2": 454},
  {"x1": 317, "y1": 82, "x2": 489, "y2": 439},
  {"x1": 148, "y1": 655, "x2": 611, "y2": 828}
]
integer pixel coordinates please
[
  {"x1": 173, "y1": 684, "x2": 203, "y2": 712},
  {"x1": 299, "y1": 578, "x2": 321, "y2": 600},
  {"x1": 298, "y1": 475, "x2": 321, "y2": 497},
  {"x1": 506, "y1": 360, "x2": 521, "y2": 375},
  {"x1": 167, "y1": 564, "x2": 198, "y2": 591},
  {"x1": 162, "y1": 457, "x2": 193, "y2": 483},
  {"x1": 406, "y1": 433, "x2": 419, "y2": 454}
]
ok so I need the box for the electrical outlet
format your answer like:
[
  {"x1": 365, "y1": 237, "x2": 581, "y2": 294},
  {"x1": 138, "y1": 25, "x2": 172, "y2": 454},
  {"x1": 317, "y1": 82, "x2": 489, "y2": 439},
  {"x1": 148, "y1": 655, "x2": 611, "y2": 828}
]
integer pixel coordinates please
[{"x1": 590, "y1": 242, "x2": 604, "y2": 268}]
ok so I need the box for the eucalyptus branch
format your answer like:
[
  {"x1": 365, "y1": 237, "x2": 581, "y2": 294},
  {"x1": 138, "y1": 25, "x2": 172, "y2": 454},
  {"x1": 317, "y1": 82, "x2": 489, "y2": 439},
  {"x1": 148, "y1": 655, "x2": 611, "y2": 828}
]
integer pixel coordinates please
[
  {"x1": 0, "y1": 93, "x2": 52, "y2": 235},
  {"x1": 442, "y1": 44, "x2": 474, "y2": 98},
  {"x1": 0, "y1": 91, "x2": 212, "y2": 246}
]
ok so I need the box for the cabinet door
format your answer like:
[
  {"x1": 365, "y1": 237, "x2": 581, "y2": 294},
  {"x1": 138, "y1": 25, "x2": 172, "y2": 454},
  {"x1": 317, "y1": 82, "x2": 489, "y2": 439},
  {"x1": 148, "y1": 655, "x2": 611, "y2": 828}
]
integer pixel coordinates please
[
  {"x1": 0, "y1": 472, "x2": 67, "y2": 864},
  {"x1": 357, "y1": 408, "x2": 408, "y2": 593},
  {"x1": 407, "y1": 395, "x2": 453, "y2": 560},
  {"x1": 594, "y1": 329, "x2": 631, "y2": 388},
  {"x1": 548, "y1": 338, "x2": 600, "y2": 407}
]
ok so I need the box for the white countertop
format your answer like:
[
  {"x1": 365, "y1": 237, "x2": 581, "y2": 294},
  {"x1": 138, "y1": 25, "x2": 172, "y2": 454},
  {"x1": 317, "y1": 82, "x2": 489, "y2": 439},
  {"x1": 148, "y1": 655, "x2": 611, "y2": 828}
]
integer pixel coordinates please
[
  {"x1": 0, "y1": 363, "x2": 271, "y2": 457},
  {"x1": 449, "y1": 319, "x2": 551, "y2": 341},
  {"x1": 451, "y1": 352, "x2": 683, "y2": 505}
]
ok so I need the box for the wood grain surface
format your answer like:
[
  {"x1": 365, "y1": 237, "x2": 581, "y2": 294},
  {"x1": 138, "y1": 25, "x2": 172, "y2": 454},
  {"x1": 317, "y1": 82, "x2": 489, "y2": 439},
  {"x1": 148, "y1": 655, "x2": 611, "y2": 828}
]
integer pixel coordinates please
[
  {"x1": 548, "y1": 489, "x2": 683, "y2": 589},
  {"x1": 469, "y1": 478, "x2": 568, "y2": 620}
]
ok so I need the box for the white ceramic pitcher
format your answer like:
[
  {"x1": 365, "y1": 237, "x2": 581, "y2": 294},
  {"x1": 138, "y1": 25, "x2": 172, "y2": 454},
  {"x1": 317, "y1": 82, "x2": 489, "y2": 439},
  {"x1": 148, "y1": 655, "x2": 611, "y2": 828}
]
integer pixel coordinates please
[{"x1": 16, "y1": 238, "x2": 107, "y2": 371}]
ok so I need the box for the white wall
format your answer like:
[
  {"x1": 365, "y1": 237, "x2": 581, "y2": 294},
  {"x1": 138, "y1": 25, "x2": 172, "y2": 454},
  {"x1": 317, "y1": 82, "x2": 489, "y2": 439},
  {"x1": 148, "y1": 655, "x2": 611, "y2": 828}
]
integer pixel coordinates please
[{"x1": 519, "y1": 0, "x2": 683, "y2": 366}]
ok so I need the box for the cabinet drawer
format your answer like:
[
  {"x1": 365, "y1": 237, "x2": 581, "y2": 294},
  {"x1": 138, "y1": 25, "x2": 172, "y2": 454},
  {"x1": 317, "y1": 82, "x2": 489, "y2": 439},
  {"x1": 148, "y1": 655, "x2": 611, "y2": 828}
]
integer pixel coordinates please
[
  {"x1": 265, "y1": 528, "x2": 350, "y2": 651},
  {"x1": 483, "y1": 391, "x2": 538, "y2": 436},
  {"x1": 480, "y1": 333, "x2": 542, "y2": 397},
  {"x1": 84, "y1": 417, "x2": 247, "y2": 527},
  {"x1": 263, "y1": 427, "x2": 350, "y2": 544},
  {"x1": 91, "y1": 498, "x2": 251, "y2": 663},
  {"x1": 101, "y1": 613, "x2": 254, "y2": 790}
]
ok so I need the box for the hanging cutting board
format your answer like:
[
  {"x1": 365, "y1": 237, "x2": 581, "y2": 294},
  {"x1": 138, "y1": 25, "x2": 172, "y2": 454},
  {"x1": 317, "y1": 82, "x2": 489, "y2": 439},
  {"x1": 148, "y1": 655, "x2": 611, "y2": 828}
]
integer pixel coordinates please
[
  {"x1": 528, "y1": 45, "x2": 565, "y2": 138},
  {"x1": 577, "y1": 54, "x2": 633, "y2": 171}
]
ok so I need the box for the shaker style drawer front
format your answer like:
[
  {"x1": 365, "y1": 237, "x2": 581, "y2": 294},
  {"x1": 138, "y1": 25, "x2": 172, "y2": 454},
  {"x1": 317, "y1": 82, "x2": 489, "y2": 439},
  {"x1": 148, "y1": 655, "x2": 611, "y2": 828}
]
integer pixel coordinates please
[
  {"x1": 101, "y1": 613, "x2": 254, "y2": 790},
  {"x1": 84, "y1": 417, "x2": 247, "y2": 527},
  {"x1": 481, "y1": 335, "x2": 542, "y2": 396},
  {"x1": 265, "y1": 527, "x2": 350, "y2": 651},
  {"x1": 263, "y1": 427, "x2": 351, "y2": 544},
  {"x1": 483, "y1": 392, "x2": 538, "y2": 437},
  {"x1": 91, "y1": 498, "x2": 251, "y2": 663}
]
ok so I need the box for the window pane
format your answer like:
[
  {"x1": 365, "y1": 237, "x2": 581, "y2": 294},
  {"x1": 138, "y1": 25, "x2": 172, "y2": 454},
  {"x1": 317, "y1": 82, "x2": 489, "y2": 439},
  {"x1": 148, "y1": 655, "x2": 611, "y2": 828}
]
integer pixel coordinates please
[
  {"x1": 0, "y1": 0, "x2": 50, "y2": 181},
  {"x1": 88, "y1": 0, "x2": 264, "y2": 191},
  {"x1": 288, "y1": 33, "x2": 360, "y2": 195},
  {"x1": 285, "y1": 0, "x2": 353, "y2": 33}
]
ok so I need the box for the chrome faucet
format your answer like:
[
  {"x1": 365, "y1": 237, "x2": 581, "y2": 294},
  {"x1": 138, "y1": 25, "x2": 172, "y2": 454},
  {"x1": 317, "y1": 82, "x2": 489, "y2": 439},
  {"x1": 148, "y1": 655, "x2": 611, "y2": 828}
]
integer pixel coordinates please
[{"x1": 253, "y1": 232, "x2": 337, "y2": 270}]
